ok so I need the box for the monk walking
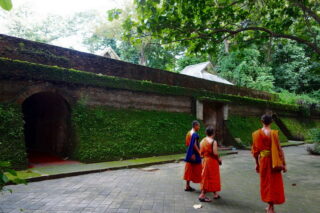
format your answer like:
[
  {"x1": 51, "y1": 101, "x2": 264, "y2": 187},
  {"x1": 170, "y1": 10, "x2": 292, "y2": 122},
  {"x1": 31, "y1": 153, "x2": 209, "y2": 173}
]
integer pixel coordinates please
[
  {"x1": 183, "y1": 120, "x2": 202, "y2": 191},
  {"x1": 252, "y1": 114, "x2": 287, "y2": 213},
  {"x1": 199, "y1": 126, "x2": 221, "y2": 202}
]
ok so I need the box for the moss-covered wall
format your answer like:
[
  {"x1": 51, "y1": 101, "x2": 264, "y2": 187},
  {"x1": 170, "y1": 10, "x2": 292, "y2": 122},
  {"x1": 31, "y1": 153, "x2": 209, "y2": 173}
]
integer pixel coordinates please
[
  {"x1": 71, "y1": 105, "x2": 205, "y2": 163},
  {"x1": 0, "y1": 104, "x2": 27, "y2": 169},
  {"x1": 0, "y1": 57, "x2": 306, "y2": 114},
  {"x1": 0, "y1": 34, "x2": 275, "y2": 100},
  {"x1": 279, "y1": 117, "x2": 320, "y2": 141},
  {"x1": 226, "y1": 115, "x2": 288, "y2": 147}
]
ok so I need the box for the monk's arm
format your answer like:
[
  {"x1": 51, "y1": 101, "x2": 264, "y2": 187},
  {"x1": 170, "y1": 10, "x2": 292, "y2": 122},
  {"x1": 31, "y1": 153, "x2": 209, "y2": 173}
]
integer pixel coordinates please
[
  {"x1": 254, "y1": 155, "x2": 260, "y2": 172},
  {"x1": 276, "y1": 133, "x2": 287, "y2": 172},
  {"x1": 252, "y1": 133, "x2": 260, "y2": 173},
  {"x1": 193, "y1": 140, "x2": 200, "y2": 155},
  {"x1": 213, "y1": 141, "x2": 222, "y2": 164}
]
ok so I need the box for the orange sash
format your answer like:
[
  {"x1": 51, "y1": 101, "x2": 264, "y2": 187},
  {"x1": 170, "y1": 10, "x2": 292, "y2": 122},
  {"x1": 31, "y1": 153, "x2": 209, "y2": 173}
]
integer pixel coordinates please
[{"x1": 271, "y1": 130, "x2": 284, "y2": 171}]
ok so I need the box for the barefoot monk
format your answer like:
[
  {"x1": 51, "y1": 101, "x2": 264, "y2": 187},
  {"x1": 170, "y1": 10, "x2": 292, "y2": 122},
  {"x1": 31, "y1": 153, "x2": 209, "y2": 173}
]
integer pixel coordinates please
[
  {"x1": 198, "y1": 126, "x2": 221, "y2": 202},
  {"x1": 252, "y1": 114, "x2": 287, "y2": 213}
]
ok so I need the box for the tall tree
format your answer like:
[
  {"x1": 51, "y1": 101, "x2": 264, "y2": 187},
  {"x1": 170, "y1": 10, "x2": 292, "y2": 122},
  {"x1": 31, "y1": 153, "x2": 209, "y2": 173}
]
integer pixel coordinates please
[
  {"x1": 217, "y1": 45, "x2": 275, "y2": 91},
  {"x1": 126, "y1": 0, "x2": 320, "y2": 62},
  {"x1": 271, "y1": 41, "x2": 320, "y2": 93}
]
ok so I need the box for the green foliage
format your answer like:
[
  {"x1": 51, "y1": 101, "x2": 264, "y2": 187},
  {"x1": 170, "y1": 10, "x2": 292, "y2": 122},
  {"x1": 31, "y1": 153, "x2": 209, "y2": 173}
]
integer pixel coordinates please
[
  {"x1": 280, "y1": 117, "x2": 320, "y2": 141},
  {"x1": 129, "y1": 0, "x2": 320, "y2": 57},
  {"x1": 277, "y1": 90, "x2": 319, "y2": 105},
  {"x1": 271, "y1": 41, "x2": 320, "y2": 93},
  {"x1": 307, "y1": 142, "x2": 320, "y2": 155},
  {"x1": 0, "y1": 161, "x2": 27, "y2": 191},
  {"x1": 226, "y1": 115, "x2": 287, "y2": 147},
  {"x1": 71, "y1": 105, "x2": 204, "y2": 162},
  {"x1": 309, "y1": 128, "x2": 320, "y2": 142},
  {"x1": 306, "y1": 128, "x2": 320, "y2": 154},
  {"x1": 83, "y1": 36, "x2": 120, "y2": 55},
  {"x1": 217, "y1": 46, "x2": 274, "y2": 92},
  {"x1": 0, "y1": 0, "x2": 12, "y2": 11},
  {"x1": 0, "y1": 104, "x2": 27, "y2": 169},
  {"x1": 107, "y1": 9, "x2": 122, "y2": 21}
]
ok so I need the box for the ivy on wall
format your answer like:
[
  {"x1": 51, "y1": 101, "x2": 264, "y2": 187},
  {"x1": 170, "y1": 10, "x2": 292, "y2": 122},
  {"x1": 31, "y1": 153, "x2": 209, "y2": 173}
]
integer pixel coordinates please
[
  {"x1": 280, "y1": 117, "x2": 320, "y2": 142},
  {"x1": 226, "y1": 115, "x2": 288, "y2": 147},
  {"x1": 0, "y1": 104, "x2": 27, "y2": 169},
  {"x1": 71, "y1": 104, "x2": 205, "y2": 162}
]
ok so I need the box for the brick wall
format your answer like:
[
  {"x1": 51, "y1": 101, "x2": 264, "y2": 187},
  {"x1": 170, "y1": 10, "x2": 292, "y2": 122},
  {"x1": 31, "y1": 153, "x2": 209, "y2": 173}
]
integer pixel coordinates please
[
  {"x1": 0, "y1": 80, "x2": 192, "y2": 113},
  {"x1": 0, "y1": 34, "x2": 276, "y2": 100}
]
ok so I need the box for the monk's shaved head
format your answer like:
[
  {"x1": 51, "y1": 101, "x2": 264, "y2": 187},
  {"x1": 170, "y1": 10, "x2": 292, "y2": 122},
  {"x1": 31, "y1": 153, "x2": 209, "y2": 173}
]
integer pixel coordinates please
[{"x1": 261, "y1": 114, "x2": 273, "y2": 125}]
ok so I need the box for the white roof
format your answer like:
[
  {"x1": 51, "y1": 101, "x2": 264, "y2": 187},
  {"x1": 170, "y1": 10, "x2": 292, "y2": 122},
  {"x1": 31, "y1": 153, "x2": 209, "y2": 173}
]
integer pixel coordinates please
[
  {"x1": 180, "y1": 61, "x2": 234, "y2": 85},
  {"x1": 100, "y1": 47, "x2": 120, "y2": 60}
]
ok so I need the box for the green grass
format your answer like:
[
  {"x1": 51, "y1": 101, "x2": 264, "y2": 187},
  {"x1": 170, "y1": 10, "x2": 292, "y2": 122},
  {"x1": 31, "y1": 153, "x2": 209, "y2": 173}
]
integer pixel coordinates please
[
  {"x1": 226, "y1": 115, "x2": 288, "y2": 147},
  {"x1": 5, "y1": 170, "x2": 41, "y2": 180},
  {"x1": 280, "y1": 117, "x2": 320, "y2": 141}
]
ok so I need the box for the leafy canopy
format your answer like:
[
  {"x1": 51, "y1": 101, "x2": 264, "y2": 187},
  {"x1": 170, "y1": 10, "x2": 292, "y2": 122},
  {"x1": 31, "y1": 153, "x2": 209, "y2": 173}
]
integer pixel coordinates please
[{"x1": 127, "y1": 0, "x2": 320, "y2": 58}]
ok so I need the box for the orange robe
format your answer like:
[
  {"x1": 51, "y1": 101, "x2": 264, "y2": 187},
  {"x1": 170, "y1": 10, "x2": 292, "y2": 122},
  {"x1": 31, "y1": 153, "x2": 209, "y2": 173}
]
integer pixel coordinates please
[
  {"x1": 252, "y1": 129, "x2": 285, "y2": 204},
  {"x1": 200, "y1": 138, "x2": 221, "y2": 192},
  {"x1": 183, "y1": 130, "x2": 202, "y2": 183}
]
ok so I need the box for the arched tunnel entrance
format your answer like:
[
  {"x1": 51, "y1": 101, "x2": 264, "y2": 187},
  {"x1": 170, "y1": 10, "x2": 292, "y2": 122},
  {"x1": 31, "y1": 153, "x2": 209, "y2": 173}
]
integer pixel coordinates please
[{"x1": 22, "y1": 92, "x2": 73, "y2": 166}]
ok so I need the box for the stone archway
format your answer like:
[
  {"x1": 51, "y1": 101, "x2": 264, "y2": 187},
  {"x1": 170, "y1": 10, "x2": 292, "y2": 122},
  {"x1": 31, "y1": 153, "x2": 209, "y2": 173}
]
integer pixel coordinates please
[{"x1": 22, "y1": 91, "x2": 72, "y2": 165}]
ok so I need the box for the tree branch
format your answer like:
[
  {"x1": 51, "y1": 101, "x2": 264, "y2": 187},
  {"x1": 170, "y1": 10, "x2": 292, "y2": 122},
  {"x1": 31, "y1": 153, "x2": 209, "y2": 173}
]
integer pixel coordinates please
[
  {"x1": 201, "y1": 26, "x2": 320, "y2": 55},
  {"x1": 287, "y1": 0, "x2": 320, "y2": 24},
  {"x1": 148, "y1": 26, "x2": 320, "y2": 56}
]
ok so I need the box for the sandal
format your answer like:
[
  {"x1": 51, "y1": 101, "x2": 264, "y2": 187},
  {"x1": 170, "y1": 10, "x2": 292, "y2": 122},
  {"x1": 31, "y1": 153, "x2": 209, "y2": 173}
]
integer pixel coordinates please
[
  {"x1": 213, "y1": 195, "x2": 221, "y2": 199},
  {"x1": 198, "y1": 197, "x2": 212, "y2": 202},
  {"x1": 184, "y1": 187, "x2": 195, "y2": 192}
]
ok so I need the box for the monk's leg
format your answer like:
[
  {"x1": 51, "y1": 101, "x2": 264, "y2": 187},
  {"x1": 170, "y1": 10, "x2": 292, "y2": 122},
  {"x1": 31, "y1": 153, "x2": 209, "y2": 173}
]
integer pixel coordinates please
[
  {"x1": 185, "y1": 181, "x2": 190, "y2": 189},
  {"x1": 199, "y1": 190, "x2": 211, "y2": 202},
  {"x1": 267, "y1": 202, "x2": 274, "y2": 213},
  {"x1": 185, "y1": 181, "x2": 195, "y2": 191},
  {"x1": 213, "y1": 191, "x2": 221, "y2": 199}
]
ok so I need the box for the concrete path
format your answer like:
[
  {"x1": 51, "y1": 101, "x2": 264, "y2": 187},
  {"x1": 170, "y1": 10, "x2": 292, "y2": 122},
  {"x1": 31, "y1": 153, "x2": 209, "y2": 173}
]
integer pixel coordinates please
[{"x1": 1, "y1": 145, "x2": 319, "y2": 213}]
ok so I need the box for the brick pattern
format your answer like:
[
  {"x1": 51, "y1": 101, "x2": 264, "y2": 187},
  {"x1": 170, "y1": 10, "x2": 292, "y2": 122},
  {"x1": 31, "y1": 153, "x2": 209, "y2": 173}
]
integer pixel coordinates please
[
  {"x1": 0, "y1": 34, "x2": 275, "y2": 101},
  {"x1": 0, "y1": 80, "x2": 191, "y2": 113}
]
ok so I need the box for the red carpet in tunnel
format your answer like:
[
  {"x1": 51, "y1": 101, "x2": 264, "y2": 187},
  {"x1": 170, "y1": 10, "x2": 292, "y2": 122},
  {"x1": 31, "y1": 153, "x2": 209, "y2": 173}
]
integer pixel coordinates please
[{"x1": 27, "y1": 151, "x2": 80, "y2": 168}]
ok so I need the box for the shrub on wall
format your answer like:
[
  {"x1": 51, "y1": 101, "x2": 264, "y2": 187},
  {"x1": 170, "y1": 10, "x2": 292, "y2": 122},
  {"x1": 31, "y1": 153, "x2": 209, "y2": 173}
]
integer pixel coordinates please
[
  {"x1": 280, "y1": 117, "x2": 320, "y2": 141},
  {"x1": 71, "y1": 104, "x2": 205, "y2": 162},
  {"x1": 226, "y1": 115, "x2": 287, "y2": 147},
  {"x1": 0, "y1": 104, "x2": 27, "y2": 169},
  {"x1": 306, "y1": 129, "x2": 320, "y2": 155}
]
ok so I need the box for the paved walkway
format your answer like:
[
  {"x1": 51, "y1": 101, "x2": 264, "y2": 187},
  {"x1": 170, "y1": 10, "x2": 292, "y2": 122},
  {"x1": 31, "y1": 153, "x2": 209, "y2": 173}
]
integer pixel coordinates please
[{"x1": 1, "y1": 145, "x2": 319, "y2": 213}]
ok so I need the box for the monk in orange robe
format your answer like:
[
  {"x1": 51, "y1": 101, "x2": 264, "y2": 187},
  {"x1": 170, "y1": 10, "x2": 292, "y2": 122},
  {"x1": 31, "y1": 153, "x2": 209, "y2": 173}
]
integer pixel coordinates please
[
  {"x1": 198, "y1": 126, "x2": 221, "y2": 202},
  {"x1": 252, "y1": 114, "x2": 287, "y2": 213},
  {"x1": 183, "y1": 120, "x2": 202, "y2": 191}
]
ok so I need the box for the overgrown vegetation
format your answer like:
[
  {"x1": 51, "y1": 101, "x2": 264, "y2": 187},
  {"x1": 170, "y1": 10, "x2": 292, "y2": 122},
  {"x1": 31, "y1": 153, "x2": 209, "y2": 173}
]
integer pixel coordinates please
[
  {"x1": 0, "y1": 104, "x2": 27, "y2": 169},
  {"x1": 280, "y1": 117, "x2": 320, "y2": 141},
  {"x1": 226, "y1": 115, "x2": 287, "y2": 147},
  {"x1": 307, "y1": 128, "x2": 320, "y2": 155},
  {"x1": 72, "y1": 104, "x2": 205, "y2": 162},
  {"x1": 0, "y1": 161, "x2": 26, "y2": 192}
]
